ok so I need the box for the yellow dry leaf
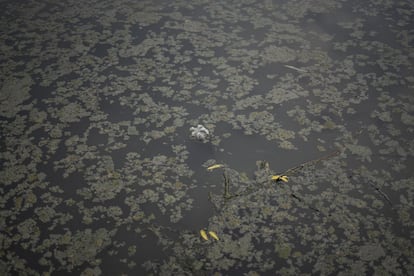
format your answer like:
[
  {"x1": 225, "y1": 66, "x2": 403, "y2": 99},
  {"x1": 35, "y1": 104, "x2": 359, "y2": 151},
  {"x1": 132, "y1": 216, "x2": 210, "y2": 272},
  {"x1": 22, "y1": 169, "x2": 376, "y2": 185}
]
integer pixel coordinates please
[
  {"x1": 272, "y1": 175, "x2": 288, "y2": 182},
  {"x1": 209, "y1": 231, "x2": 219, "y2": 241},
  {"x1": 207, "y1": 164, "x2": 224, "y2": 171},
  {"x1": 271, "y1": 175, "x2": 281, "y2": 181},
  {"x1": 280, "y1": 176, "x2": 288, "y2": 182},
  {"x1": 200, "y1": 229, "x2": 209, "y2": 241}
]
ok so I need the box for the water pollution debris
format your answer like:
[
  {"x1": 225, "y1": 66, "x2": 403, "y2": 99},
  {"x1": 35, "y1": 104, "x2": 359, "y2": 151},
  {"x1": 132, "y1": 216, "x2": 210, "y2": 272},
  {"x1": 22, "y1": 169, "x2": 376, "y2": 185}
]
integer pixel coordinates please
[{"x1": 190, "y1": 124, "x2": 210, "y2": 142}]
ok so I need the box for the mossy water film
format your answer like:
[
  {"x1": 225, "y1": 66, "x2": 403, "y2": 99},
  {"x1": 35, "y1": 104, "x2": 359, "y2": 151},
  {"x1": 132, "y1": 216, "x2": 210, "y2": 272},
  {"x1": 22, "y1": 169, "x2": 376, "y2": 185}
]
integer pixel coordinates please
[{"x1": 1, "y1": 0, "x2": 413, "y2": 275}]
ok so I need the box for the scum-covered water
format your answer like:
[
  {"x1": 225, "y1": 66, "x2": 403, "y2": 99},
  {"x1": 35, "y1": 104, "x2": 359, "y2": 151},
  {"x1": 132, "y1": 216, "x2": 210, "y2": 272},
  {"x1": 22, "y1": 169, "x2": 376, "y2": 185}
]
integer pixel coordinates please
[{"x1": 1, "y1": 0, "x2": 414, "y2": 275}]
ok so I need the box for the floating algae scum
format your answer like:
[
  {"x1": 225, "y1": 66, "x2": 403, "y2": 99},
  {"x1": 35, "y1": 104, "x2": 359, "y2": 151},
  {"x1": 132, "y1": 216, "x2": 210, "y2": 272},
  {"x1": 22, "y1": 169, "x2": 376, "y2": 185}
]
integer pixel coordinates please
[{"x1": 1, "y1": 0, "x2": 414, "y2": 275}]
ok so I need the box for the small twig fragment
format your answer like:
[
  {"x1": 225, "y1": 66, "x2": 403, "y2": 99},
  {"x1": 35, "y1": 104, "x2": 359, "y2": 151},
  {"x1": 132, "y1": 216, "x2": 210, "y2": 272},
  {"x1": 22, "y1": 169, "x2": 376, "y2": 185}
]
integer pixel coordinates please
[
  {"x1": 368, "y1": 181, "x2": 392, "y2": 206},
  {"x1": 284, "y1": 64, "x2": 308, "y2": 73}
]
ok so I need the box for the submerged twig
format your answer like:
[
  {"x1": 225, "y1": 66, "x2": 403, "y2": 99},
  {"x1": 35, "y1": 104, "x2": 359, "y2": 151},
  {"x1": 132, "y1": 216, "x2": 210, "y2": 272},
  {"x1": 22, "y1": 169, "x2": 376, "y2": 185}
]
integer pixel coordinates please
[
  {"x1": 290, "y1": 193, "x2": 323, "y2": 214},
  {"x1": 223, "y1": 171, "x2": 233, "y2": 199},
  {"x1": 210, "y1": 150, "x2": 342, "y2": 206},
  {"x1": 282, "y1": 150, "x2": 341, "y2": 176},
  {"x1": 368, "y1": 181, "x2": 392, "y2": 206}
]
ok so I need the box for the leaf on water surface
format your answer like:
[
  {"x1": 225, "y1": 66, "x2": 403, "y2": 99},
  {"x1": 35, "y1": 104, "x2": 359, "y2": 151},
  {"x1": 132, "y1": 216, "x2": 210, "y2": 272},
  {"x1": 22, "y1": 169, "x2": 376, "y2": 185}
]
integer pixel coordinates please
[
  {"x1": 209, "y1": 231, "x2": 219, "y2": 241},
  {"x1": 207, "y1": 164, "x2": 224, "y2": 171},
  {"x1": 271, "y1": 175, "x2": 289, "y2": 182},
  {"x1": 200, "y1": 229, "x2": 209, "y2": 241}
]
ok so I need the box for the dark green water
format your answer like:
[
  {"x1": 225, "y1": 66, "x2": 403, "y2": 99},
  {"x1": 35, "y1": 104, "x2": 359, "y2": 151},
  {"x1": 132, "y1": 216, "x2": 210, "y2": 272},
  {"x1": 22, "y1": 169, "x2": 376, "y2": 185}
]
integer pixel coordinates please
[{"x1": 1, "y1": 0, "x2": 414, "y2": 275}]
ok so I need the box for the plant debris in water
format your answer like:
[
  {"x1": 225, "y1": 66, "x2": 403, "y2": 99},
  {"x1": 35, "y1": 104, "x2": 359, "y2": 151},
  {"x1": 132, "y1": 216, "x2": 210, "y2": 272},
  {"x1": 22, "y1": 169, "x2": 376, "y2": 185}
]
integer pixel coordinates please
[{"x1": 1, "y1": 0, "x2": 414, "y2": 275}]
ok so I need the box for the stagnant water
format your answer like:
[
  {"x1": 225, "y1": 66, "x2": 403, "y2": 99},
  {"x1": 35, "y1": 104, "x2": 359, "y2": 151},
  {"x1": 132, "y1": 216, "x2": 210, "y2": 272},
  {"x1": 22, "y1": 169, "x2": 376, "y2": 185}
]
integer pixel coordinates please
[{"x1": 1, "y1": 0, "x2": 414, "y2": 275}]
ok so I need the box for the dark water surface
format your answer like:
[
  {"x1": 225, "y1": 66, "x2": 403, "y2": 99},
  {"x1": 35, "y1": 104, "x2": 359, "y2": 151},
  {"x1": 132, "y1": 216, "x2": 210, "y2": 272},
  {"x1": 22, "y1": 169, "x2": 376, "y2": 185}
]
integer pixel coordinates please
[{"x1": 1, "y1": 0, "x2": 414, "y2": 275}]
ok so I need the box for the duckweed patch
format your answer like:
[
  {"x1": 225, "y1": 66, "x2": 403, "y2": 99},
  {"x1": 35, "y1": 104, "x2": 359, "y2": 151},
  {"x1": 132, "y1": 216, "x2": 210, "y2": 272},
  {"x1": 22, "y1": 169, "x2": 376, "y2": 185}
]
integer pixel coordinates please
[{"x1": 1, "y1": 0, "x2": 414, "y2": 275}]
